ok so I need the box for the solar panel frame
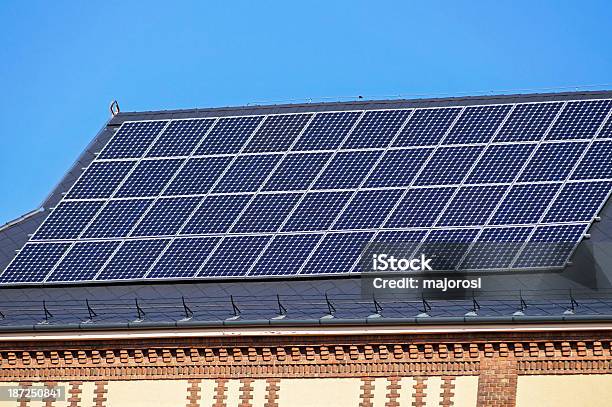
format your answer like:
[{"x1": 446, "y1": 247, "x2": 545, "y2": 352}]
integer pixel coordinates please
[
  {"x1": 4, "y1": 98, "x2": 612, "y2": 285},
  {"x1": 454, "y1": 102, "x2": 568, "y2": 269}
]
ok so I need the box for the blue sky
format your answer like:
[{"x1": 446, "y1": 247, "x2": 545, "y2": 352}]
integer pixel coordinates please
[{"x1": 1, "y1": 1, "x2": 611, "y2": 225}]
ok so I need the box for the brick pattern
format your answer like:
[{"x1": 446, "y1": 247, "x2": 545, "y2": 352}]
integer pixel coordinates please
[
  {"x1": 186, "y1": 379, "x2": 201, "y2": 407},
  {"x1": 0, "y1": 332, "x2": 610, "y2": 407},
  {"x1": 440, "y1": 376, "x2": 455, "y2": 407},
  {"x1": 93, "y1": 381, "x2": 108, "y2": 407},
  {"x1": 18, "y1": 381, "x2": 32, "y2": 407},
  {"x1": 43, "y1": 381, "x2": 57, "y2": 407},
  {"x1": 67, "y1": 381, "x2": 82, "y2": 407},
  {"x1": 213, "y1": 378, "x2": 228, "y2": 407},
  {"x1": 239, "y1": 378, "x2": 254, "y2": 407},
  {"x1": 477, "y1": 358, "x2": 518, "y2": 407},
  {"x1": 413, "y1": 377, "x2": 426, "y2": 407},
  {"x1": 264, "y1": 378, "x2": 280, "y2": 407},
  {"x1": 385, "y1": 376, "x2": 401, "y2": 407},
  {"x1": 359, "y1": 377, "x2": 374, "y2": 407}
]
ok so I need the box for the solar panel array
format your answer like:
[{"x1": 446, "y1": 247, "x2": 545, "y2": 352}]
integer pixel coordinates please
[{"x1": 3, "y1": 98, "x2": 612, "y2": 284}]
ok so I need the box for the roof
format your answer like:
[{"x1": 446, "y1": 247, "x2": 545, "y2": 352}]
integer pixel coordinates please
[{"x1": 3, "y1": 90, "x2": 612, "y2": 334}]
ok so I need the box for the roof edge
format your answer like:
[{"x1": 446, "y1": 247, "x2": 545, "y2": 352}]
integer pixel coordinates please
[{"x1": 110, "y1": 89, "x2": 612, "y2": 122}]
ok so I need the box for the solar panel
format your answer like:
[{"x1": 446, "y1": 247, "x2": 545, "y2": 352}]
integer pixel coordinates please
[
  {"x1": 437, "y1": 185, "x2": 507, "y2": 226},
  {"x1": 333, "y1": 189, "x2": 404, "y2": 229},
  {"x1": 364, "y1": 148, "x2": 432, "y2": 188},
  {"x1": 4, "y1": 97, "x2": 612, "y2": 285},
  {"x1": 313, "y1": 150, "x2": 382, "y2": 189},
  {"x1": 495, "y1": 102, "x2": 563, "y2": 142},
  {"x1": 67, "y1": 161, "x2": 135, "y2": 199},
  {"x1": 194, "y1": 116, "x2": 263, "y2": 155},
  {"x1": 32, "y1": 201, "x2": 104, "y2": 240},
  {"x1": 231, "y1": 193, "x2": 301, "y2": 233},
  {"x1": 414, "y1": 146, "x2": 484, "y2": 185},
  {"x1": 96, "y1": 239, "x2": 170, "y2": 280},
  {"x1": 98, "y1": 121, "x2": 167, "y2": 159},
  {"x1": 147, "y1": 237, "x2": 220, "y2": 279},
  {"x1": 543, "y1": 181, "x2": 612, "y2": 222},
  {"x1": 115, "y1": 159, "x2": 184, "y2": 198},
  {"x1": 466, "y1": 144, "x2": 534, "y2": 184},
  {"x1": 81, "y1": 199, "x2": 152, "y2": 239},
  {"x1": 132, "y1": 196, "x2": 202, "y2": 237},
  {"x1": 213, "y1": 154, "x2": 281, "y2": 193},
  {"x1": 519, "y1": 142, "x2": 587, "y2": 182},
  {"x1": 263, "y1": 152, "x2": 332, "y2": 191},
  {"x1": 244, "y1": 114, "x2": 313, "y2": 153},
  {"x1": 393, "y1": 108, "x2": 461, "y2": 147},
  {"x1": 146, "y1": 119, "x2": 215, "y2": 157},
  {"x1": 293, "y1": 111, "x2": 361, "y2": 150},
  {"x1": 490, "y1": 184, "x2": 560, "y2": 225},
  {"x1": 48, "y1": 241, "x2": 120, "y2": 282},
  {"x1": 342, "y1": 110, "x2": 411, "y2": 149},
  {"x1": 547, "y1": 100, "x2": 612, "y2": 140},
  {"x1": 164, "y1": 157, "x2": 231, "y2": 196},
  {"x1": 443, "y1": 104, "x2": 511, "y2": 144}
]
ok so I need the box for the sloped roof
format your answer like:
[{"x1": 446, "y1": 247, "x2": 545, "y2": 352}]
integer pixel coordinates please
[{"x1": 2, "y1": 90, "x2": 612, "y2": 333}]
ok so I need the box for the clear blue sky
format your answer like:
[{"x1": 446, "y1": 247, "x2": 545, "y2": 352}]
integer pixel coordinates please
[{"x1": 1, "y1": 1, "x2": 611, "y2": 225}]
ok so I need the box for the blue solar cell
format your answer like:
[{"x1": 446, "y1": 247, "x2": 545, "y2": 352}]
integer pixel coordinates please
[
  {"x1": 98, "y1": 121, "x2": 167, "y2": 159},
  {"x1": 146, "y1": 119, "x2": 215, "y2": 157},
  {"x1": 313, "y1": 150, "x2": 382, "y2": 189},
  {"x1": 213, "y1": 154, "x2": 281, "y2": 193},
  {"x1": 342, "y1": 110, "x2": 411, "y2": 149},
  {"x1": 281, "y1": 191, "x2": 353, "y2": 232},
  {"x1": 543, "y1": 181, "x2": 612, "y2": 222},
  {"x1": 293, "y1": 111, "x2": 361, "y2": 151},
  {"x1": 194, "y1": 116, "x2": 263, "y2": 155},
  {"x1": 437, "y1": 185, "x2": 507, "y2": 226},
  {"x1": 132, "y1": 196, "x2": 202, "y2": 237},
  {"x1": 199, "y1": 235, "x2": 271, "y2": 277},
  {"x1": 0, "y1": 243, "x2": 71, "y2": 283},
  {"x1": 301, "y1": 232, "x2": 375, "y2": 274},
  {"x1": 466, "y1": 144, "x2": 535, "y2": 184},
  {"x1": 250, "y1": 234, "x2": 322, "y2": 276},
  {"x1": 182, "y1": 194, "x2": 252, "y2": 234},
  {"x1": 600, "y1": 111, "x2": 612, "y2": 138},
  {"x1": 393, "y1": 108, "x2": 461, "y2": 147},
  {"x1": 244, "y1": 114, "x2": 313, "y2": 153},
  {"x1": 67, "y1": 161, "x2": 135, "y2": 199},
  {"x1": 443, "y1": 104, "x2": 511, "y2": 144},
  {"x1": 519, "y1": 142, "x2": 587, "y2": 182},
  {"x1": 48, "y1": 241, "x2": 120, "y2": 282},
  {"x1": 495, "y1": 102, "x2": 564, "y2": 142},
  {"x1": 231, "y1": 193, "x2": 301, "y2": 233},
  {"x1": 147, "y1": 237, "x2": 220, "y2": 279},
  {"x1": 81, "y1": 199, "x2": 152, "y2": 238},
  {"x1": 547, "y1": 100, "x2": 612, "y2": 140},
  {"x1": 514, "y1": 224, "x2": 588, "y2": 268},
  {"x1": 334, "y1": 189, "x2": 404, "y2": 229},
  {"x1": 164, "y1": 156, "x2": 231, "y2": 196},
  {"x1": 96, "y1": 239, "x2": 170, "y2": 280},
  {"x1": 419, "y1": 229, "x2": 479, "y2": 271},
  {"x1": 263, "y1": 152, "x2": 332, "y2": 191},
  {"x1": 490, "y1": 184, "x2": 560, "y2": 225},
  {"x1": 571, "y1": 140, "x2": 612, "y2": 180},
  {"x1": 385, "y1": 187, "x2": 455, "y2": 228},
  {"x1": 33, "y1": 201, "x2": 104, "y2": 240},
  {"x1": 358, "y1": 230, "x2": 427, "y2": 272},
  {"x1": 414, "y1": 146, "x2": 483, "y2": 185},
  {"x1": 115, "y1": 159, "x2": 184, "y2": 198},
  {"x1": 460, "y1": 227, "x2": 533, "y2": 269},
  {"x1": 364, "y1": 148, "x2": 433, "y2": 188}
]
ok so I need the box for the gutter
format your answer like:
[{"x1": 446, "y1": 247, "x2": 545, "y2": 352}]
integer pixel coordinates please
[{"x1": 0, "y1": 315, "x2": 611, "y2": 341}]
